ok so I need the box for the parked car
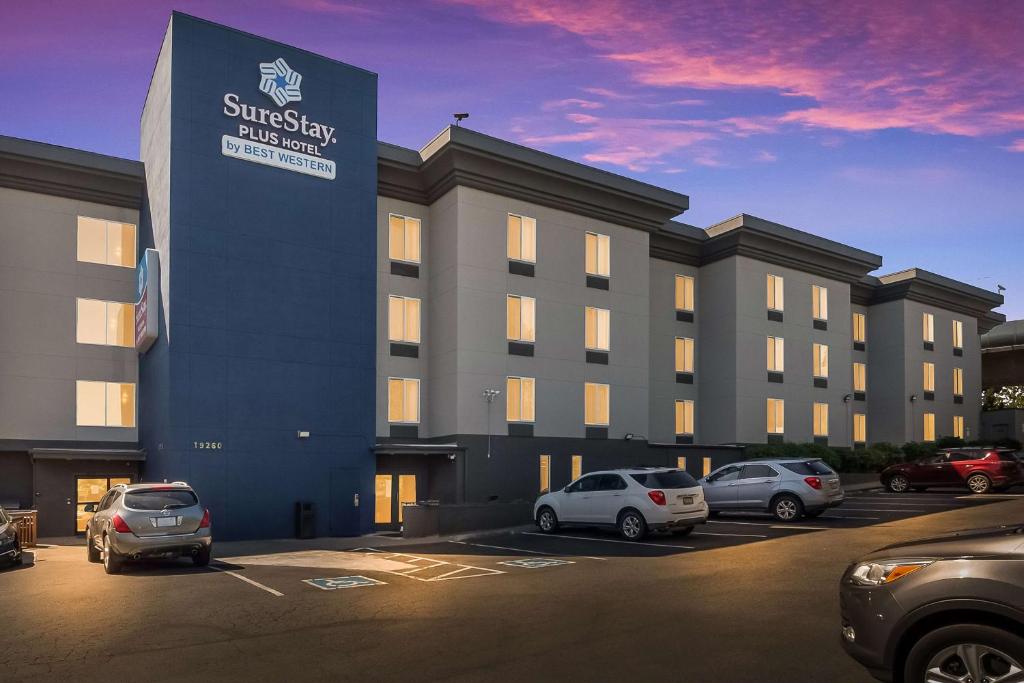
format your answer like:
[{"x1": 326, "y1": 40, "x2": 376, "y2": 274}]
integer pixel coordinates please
[
  {"x1": 700, "y1": 459, "x2": 844, "y2": 521},
  {"x1": 534, "y1": 468, "x2": 708, "y2": 541},
  {"x1": 840, "y1": 523, "x2": 1024, "y2": 682},
  {"x1": 84, "y1": 482, "x2": 212, "y2": 574},
  {"x1": 0, "y1": 506, "x2": 23, "y2": 567},
  {"x1": 880, "y1": 448, "x2": 1024, "y2": 494}
]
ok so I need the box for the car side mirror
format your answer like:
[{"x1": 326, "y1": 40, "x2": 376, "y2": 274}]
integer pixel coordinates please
[
  {"x1": 563, "y1": 486, "x2": 572, "y2": 493},
  {"x1": 83, "y1": 503, "x2": 96, "y2": 513}
]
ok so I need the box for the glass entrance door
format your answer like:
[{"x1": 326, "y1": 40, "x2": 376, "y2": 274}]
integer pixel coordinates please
[
  {"x1": 374, "y1": 474, "x2": 417, "y2": 529},
  {"x1": 75, "y1": 476, "x2": 131, "y2": 533}
]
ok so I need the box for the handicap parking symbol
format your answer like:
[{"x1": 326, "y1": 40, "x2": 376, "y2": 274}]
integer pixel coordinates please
[
  {"x1": 303, "y1": 575, "x2": 386, "y2": 590},
  {"x1": 498, "y1": 558, "x2": 575, "y2": 569}
]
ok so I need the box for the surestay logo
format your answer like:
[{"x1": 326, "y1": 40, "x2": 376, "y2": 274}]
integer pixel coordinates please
[{"x1": 259, "y1": 58, "x2": 302, "y2": 107}]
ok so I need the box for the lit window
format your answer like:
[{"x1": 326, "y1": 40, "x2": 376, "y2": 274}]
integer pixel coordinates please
[
  {"x1": 767, "y1": 274, "x2": 784, "y2": 311},
  {"x1": 675, "y1": 337, "x2": 695, "y2": 373},
  {"x1": 953, "y1": 415, "x2": 964, "y2": 439},
  {"x1": 675, "y1": 275, "x2": 695, "y2": 312},
  {"x1": 76, "y1": 298, "x2": 134, "y2": 347},
  {"x1": 506, "y1": 376, "x2": 536, "y2": 423},
  {"x1": 922, "y1": 312, "x2": 934, "y2": 343},
  {"x1": 813, "y1": 343, "x2": 829, "y2": 378},
  {"x1": 571, "y1": 455, "x2": 583, "y2": 481},
  {"x1": 76, "y1": 381, "x2": 135, "y2": 427},
  {"x1": 506, "y1": 295, "x2": 536, "y2": 342},
  {"x1": 77, "y1": 216, "x2": 136, "y2": 267},
  {"x1": 388, "y1": 214, "x2": 421, "y2": 264},
  {"x1": 585, "y1": 307, "x2": 610, "y2": 351},
  {"x1": 767, "y1": 398, "x2": 785, "y2": 435},
  {"x1": 585, "y1": 232, "x2": 610, "y2": 277},
  {"x1": 812, "y1": 285, "x2": 828, "y2": 321},
  {"x1": 923, "y1": 362, "x2": 935, "y2": 392},
  {"x1": 387, "y1": 378, "x2": 420, "y2": 423},
  {"x1": 813, "y1": 402, "x2": 829, "y2": 437},
  {"x1": 675, "y1": 399, "x2": 695, "y2": 436},
  {"x1": 952, "y1": 320, "x2": 963, "y2": 350},
  {"x1": 852, "y1": 312, "x2": 866, "y2": 343},
  {"x1": 923, "y1": 412, "x2": 936, "y2": 441},
  {"x1": 387, "y1": 295, "x2": 421, "y2": 344},
  {"x1": 767, "y1": 336, "x2": 784, "y2": 372},
  {"x1": 853, "y1": 362, "x2": 866, "y2": 392},
  {"x1": 677, "y1": 456, "x2": 687, "y2": 471},
  {"x1": 507, "y1": 214, "x2": 536, "y2": 263},
  {"x1": 539, "y1": 454, "x2": 551, "y2": 492},
  {"x1": 584, "y1": 382, "x2": 609, "y2": 426},
  {"x1": 702, "y1": 457, "x2": 712, "y2": 477},
  {"x1": 953, "y1": 367, "x2": 964, "y2": 397},
  {"x1": 853, "y1": 413, "x2": 867, "y2": 443}
]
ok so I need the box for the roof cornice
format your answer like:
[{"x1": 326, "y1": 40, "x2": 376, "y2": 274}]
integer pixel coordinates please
[{"x1": 869, "y1": 268, "x2": 1005, "y2": 326}]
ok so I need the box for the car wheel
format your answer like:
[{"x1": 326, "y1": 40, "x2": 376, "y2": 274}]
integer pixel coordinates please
[
  {"x1": 672, "y1": 526, "x2": 694, "y2": 537},
  {"x1": 888, "y1": 474, "x2": 910, "y2": 493},
  {"x1": 967, "y1": 473, "x2": 992, "y2": 494},
  {"x1": 87, "y1": 532, "x2": 101, "y2": 563},
  {"x1": 903, "y1": 624, "x2": 1024, "y2": 683},
  {"x1": 772, "y1": 494, "x2": 804, "y2": 522},
  {"x1": 536, "y1": 507, "x2": 559, "y2": 534},
  {"x1": 617, "y1": 509, "x2": 647, "y2": 541},
  {"x1": 102, "y1": 534, "x2": 123, "y2": 575},
  {"x1": 193, "y1": 545, "x2": 212, "y2": 567}
]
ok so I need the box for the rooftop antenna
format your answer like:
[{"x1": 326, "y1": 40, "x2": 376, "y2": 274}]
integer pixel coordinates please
[{"x1": 453, "y1": 112, "x2": 469, "y2": 126}]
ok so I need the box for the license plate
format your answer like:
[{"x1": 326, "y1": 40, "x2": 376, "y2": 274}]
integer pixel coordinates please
[
  {"x1": 680, "y1": 496, "x2": 694, "y2": 505},
  {"x1": 153, "y1": 517, "x2": 178, "y2": 528}
]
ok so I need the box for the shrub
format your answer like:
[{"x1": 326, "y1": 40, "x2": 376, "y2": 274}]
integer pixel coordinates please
[{"x1": 901, "y1": 441, "x2": 937, "y2": 461}]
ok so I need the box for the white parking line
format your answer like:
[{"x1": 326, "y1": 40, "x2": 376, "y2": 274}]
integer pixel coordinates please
[
  {"x1": 692, "y1": 531, "x2": 767, "y2": 538},
  {"x1": 520, "y1": 531, "x2": 693, "y2": 550},
  {"x1": 708, "y1": 519, "x2": 775, "y2": 526},
  {"x1": 770, "y1": 525, "x2": 827, "y2": 531},
  {"x1": 956, "y1": 494, "x2": 1024, "y2": 499},
  {"x1": 845, "y1": 500, "x2": 966, "y2": 507},
  {"x1": 450, "y1": 540, "x2": 554, "y2": 555},
  {"x1": 820, "y1": 515, "x2": 880, "y2": 520},
  {"x1": 209, "y1": 565, "x2": 284, "y2": 597}
]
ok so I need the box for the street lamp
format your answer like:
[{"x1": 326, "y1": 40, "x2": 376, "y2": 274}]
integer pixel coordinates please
[
  {"x1": 842, "y1": 394, "x2": 853, "y2": 447},
  {"x1": 482, "y1": 388, "x2": 501, "y2": 458}
]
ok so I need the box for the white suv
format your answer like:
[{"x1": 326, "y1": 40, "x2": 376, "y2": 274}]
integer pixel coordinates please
[{"x1": 533, "y1": 468, "x2": 708, "y2": 541}]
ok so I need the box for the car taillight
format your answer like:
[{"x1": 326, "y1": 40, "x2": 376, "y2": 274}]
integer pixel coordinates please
[
  {"x1": 199, "y1": 508, "x2": 211, "y2": 529},
  {"x1": 804, "y1": 477, "x2": 822, "y2": 490},
  {"x1": 111, "y1": 514, "x2": 132, "y2": 533},
  {"x1": 648, "y1": 490, "x2": 667, "y2": 506}
]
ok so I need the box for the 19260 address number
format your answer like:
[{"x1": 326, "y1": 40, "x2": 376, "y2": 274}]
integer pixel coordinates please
[{"x1": 192, "y1": 441, "x2": 224, "y2": 450}]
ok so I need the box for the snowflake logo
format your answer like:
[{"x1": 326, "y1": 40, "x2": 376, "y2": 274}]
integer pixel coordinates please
[{"x1": 259, "y1": 58, "x2": 302, "y2": 107}]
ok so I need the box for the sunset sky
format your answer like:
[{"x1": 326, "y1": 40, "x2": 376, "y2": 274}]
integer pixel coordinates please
[{"x1": 2, "y1": 1, "x2": 1021, "y2": 317}]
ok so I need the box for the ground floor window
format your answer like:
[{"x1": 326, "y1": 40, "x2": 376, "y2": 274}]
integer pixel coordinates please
[
  {"x1": 702, "y1": 457, "x2": 712, "y2": 477},
  {"x1": 677, "y1": 456, "x2": 687, "y2": 471},
  {"x1": 571, "y1": 454, "x2": 582, "y2": 482},
  {"x1": 76, "y1": 476, "x2": 131, "y2": 532},
  {"x1": 953, "y1": 415, "x2": 964, "y2": 439},
  {"x1": 539, "y1": 454, "x2": 551, "y2": 493}
]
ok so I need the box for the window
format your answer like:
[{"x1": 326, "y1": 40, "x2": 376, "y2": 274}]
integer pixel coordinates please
[
  {"x1": 953, "y1": 367, "x2": 964, "y2": 397},
  {"x1": 708, "y1": 464, "x2": 741, "y2": 482},
  {"x1": 812, "y1": 285, "x2": 828, "y2": 321},
  {"x1": 76, "y1": 381, "x2": 135, "y2": 427},
  {"x1": 506, "y1": 376, "x2": 535, "y2": 422},
  {"x1": 388, "y1": 214, "x2": 421, "y2": 263},
  {"x1": 539, "y1": 454, "x2": 550, "y2": 492},
  {"x1": 675, "y1": 275, "x2": 694, "y2": 312},
  {"x1": 923, "y1": 362, "x2": 935, "y2": 392},
  {"x1": 922, "y1": 312, "x2": 935, "y2": 343},
  {"x1": 675, "y1": 337, "x2": 695, "y2": 373},
  {"x1": 584, "y1": 382, "x2": 609, "y2": 426},
  {"x1": 767, "y1": 274, "x2": 784, "y2": 311},
  {"x1": 740, "y1": 464, "x2": 779, "y2": 479},
  {"x1": 387, "y1": 378, "x2": 419, "y2": 423},
  {"x1": 76, "y1": 298, "x2": 134, "y2": 347},
  {"x1": 852, "y1": 312, "x2": 866, "y2": 343},
  {"x1": 767, "y1": 398, "x2": 785, "y2": 435},
  {"x1": 677, "y1": 456, "x2": 687, "y2": 471},
  {"x1": 631, "y1": 470, "x2": 698, "y2": 488},
  {"x1": 853, "y1": 413, "x2": 867, "y2": 443},
  {"x1": 923, "y1": 412, "x2": 936, "y2": 441},
  {"x1": 597, "y1": 474, "x2": 627, "y2": 490},
  {"x1": 585, "y1": 232, "x2": 610, "y2": 277},
  {"x1": 77, "y1": 216, "x2": 136, "y2": 267},
  {"x1": 507, "y1": 214, "x2": 536, "y2": 263},
  {"x1": 506, "y1": 295, "x2": 536, "y2": 342},
  {"x1": 387, "y1": 295, "x2": 421, "y2": 344},
  {"x1": 780, "y1": 460, "x2": 834, "y2": 475},
  {"x1": 767, "y1": 337, "x2": 784, "y2": 372},
  {"x1": 585, "y1": 307, "x2": 610, "y2": 351},
  {"x1": 702, "y1": 457, "x2": 713, "y2": 477},
  {"x1": 571, "y1": 454, "x2": 583, "y2": 481},
  {"x1": 953, "y1": 415, "x2": 964, "y2": 439},
  {"x1": 813, "y1": 343, "x2": 829, "y2": 378},
  {"x1": 853, "y1": 362, "x2": 866, "y2": 392},
  {"x1": 675, "y1": 399, "x2": 694, "y2": 436},
  {"x1": 813, "y1": 402, "x2": 829, "y2": 437},
  {"x1": 952, "y1": 320, "x2": 963, "y2": 350}
]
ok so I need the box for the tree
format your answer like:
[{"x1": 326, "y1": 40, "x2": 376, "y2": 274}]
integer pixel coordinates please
[{"x1": 983, "y1": 386, "x2": 1024, "y2": 410}]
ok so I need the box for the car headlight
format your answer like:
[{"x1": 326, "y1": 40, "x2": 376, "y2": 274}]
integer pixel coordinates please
[{"x1": 849, "y1": 559, "x2": 934, "y2": 586}]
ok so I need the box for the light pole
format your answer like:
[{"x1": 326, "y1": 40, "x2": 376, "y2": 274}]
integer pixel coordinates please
[
  {"x1": 909, "y1": 394, "x2": 918, "y2": 442},
  {"x1": 842, "y1": 394, "x2": 853, "y2": 447},
  {"x1": 482, "y1": 388, "x2": 501, "y2": 458}
]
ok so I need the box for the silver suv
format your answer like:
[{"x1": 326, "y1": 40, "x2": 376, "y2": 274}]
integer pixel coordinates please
[
  {"x1": 700, "y1": 459, "x2": 844, "y2": 521},
  {"x1": 84, "y1": 482, "x2": 212, "y2": 574}
]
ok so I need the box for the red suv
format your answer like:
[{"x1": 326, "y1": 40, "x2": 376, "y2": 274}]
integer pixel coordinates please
[{"x1": 881, "y1": 448, "x2": 1024, "y2": 494}]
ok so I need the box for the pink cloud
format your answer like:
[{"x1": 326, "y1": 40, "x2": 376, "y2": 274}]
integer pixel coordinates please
[
  {"x1": 543, "y1": 98, "x2": 605, "y2": 110},
  {"x1": 1007, "y1": 139, "x2": 1024, "y2": 152},
  {"x1": 756, "y1": 150, "x2": 777, "y2": 163}
]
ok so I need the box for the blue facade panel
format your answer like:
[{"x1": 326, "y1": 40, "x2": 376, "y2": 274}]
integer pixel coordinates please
[{"x1": 140, "y1": 13, "x2": 378, "y2": 540}]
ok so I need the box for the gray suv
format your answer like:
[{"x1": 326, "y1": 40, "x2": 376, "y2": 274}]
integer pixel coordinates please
[
  {"x1": 700, "y1": 459, "x2": 844, "y2": 521},
  {"x1": 84, "y1": 482, "x2": 212, "y2": 574},
  {"x1": 841, "y1": 524, "x2": 1024, "y2": 682}
]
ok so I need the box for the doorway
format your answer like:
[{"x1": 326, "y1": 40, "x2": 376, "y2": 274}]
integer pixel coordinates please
[
  {"x1": 374, "y1": 473, "x2": 416, "y2": 530},
  {"x1": 75, "y1": 476, "x2": 131, "y2": 534}
]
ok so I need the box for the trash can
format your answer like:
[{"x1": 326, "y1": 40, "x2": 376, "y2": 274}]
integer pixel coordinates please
[{"x1": 295, "y1": 501, "x2": 315, "y2": 539}]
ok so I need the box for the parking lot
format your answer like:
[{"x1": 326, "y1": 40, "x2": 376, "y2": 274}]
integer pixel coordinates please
[{"x1": 4, "y1": 488, "x2": 1024, "y2": 682}]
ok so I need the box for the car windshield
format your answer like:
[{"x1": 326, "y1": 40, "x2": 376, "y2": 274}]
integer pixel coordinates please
[
  {"x1": 781, "y1": 460, "x2": 834, "y2": 476},
  {"x1": 630, "y1": 470, "x2": 698, "y2": 489},
  {"x1": 124, "y1": 489, "x2": 198, "y2": 511}
]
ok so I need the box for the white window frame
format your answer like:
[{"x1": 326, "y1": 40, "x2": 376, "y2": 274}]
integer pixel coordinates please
[
  {"x1": 506, "y1": 376, "x2": 536, "y2": 423},
  {"x1": 506, "y1": 294, "x2": 536, "y2": 343},
  {"x1": 585, "y1": 231, "x2": 610, "y2": 278},
  {"x1": 676, "y1": 337, "x2": 695, "y2": 373},
  {"x1": 923, "y1": 312, "x2": 935, "y2": 343},
  {"x1": 767, "y1": 336, "x2": 784, "y2": 373},
  {"x1": 953, "y1": 367, "x2": 964, "y2": 397},
  {"x1": 853, "y1": 413, "x2": 867, "y2": 443},
  {"x1": 75, "y1": 380, "x2": 136, "y2": 428},
  {"x1": 387, "y1": 377, "x2": 420, "y2": 424},
  {"x1": 952, "y1": 320, "x2": 964, "y2": 350},
  {"x1": 767, "y1": 398, "x2": 785, "y2": 435},
  {"x1": 923, "y1": 362, "x2": 935, "y2": 392},
  {"x1": 767, "y1": 274, "x2": 784, "y2": 312},
  {"x1": 853, "y1": 362, "x2": 867, "y2": 392},
  {"x1": 675, "y1": 274, "x2": 695, "y2": 312},
  {"x1": 675, "y1": 399, "x2": 695, "y2": 436},
  {"x1": 953, "y1": 415, "x2": 964, "y2": 439},
  {"x1": 585, "y1": 306, "x2": 610, "y2": 351},
  {"x1": 813, "y1": 343, "x2": 829, "y2": 379},
  {"x1": 923, "y1": 412, "x2": 936, "y2": 441},
  {"x1": 812, "y1": 285, "x2": 828, "y2": 321},
  {"x1": 388, "y1": 213, "x2": 421, "y2": 264},
  {"x1": 507, "y1": 213, "x2": 537, "y2": 264},
  {"x1": 387, "y1": 295, "x2": 421, "y2": 344},
  {"x1": 584, "y1": 382, "x2": 610, "y2": 426},
  {"x1": 76, "y1": 298, "x2": 135, "y2": 347},
  {"x1": 76, "y1": 216, "x2": 137, "y2": 268},
  {"x1": 813, "y1": 402, "x2": 829, "y2": 437},
  {"x1": 852, "y1": 312, "x2": 866, "y2": 343}
]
